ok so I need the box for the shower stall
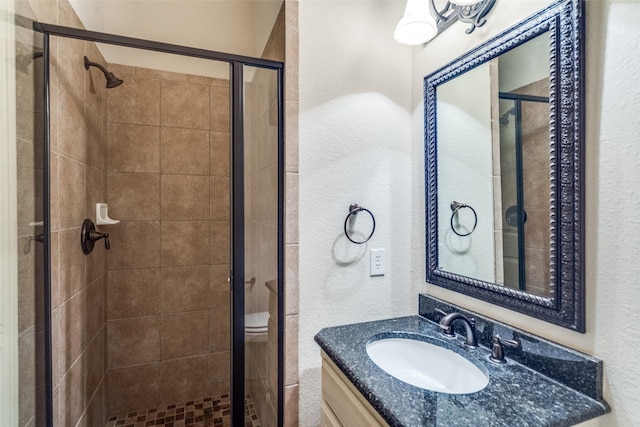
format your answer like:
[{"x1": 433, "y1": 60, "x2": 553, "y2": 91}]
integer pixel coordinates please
[{"x1": 4, "y1": 2, "x2": 285, "y2": 425}]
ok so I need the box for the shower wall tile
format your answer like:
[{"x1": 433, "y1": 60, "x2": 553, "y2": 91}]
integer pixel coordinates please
[
  {"x1": 85, "y1": 382, "x2": 105, "y2": 427},
  {"x1": 85, "y1": 104, "x2": 104, "y2": 170},
  {"x1": 210, "y1": 308, "x2": 230, "y2": 353},
  {"x1": 160, "y1": 266, "x2": 210, "y2": 313},
  {"x1": 51, "y1": 307, "x2": 61, "y2": 386},
  {"x1": 107, "y1": 123, "x2": 160, "y2": 173},
  {"x1": 49, "y1": 74, "x2": 59, "y2": 154},
  {"x1": 210, "y1": 85, "x2": 230, "y2": 132},
  {"x1": 108, "y1": 316, "x2": 160, "y2": 368},
  {"x1": 85, "y1": 277, "x2": 104, "y2": 342},
  {"x1": 209, "y1": 264, "x2": 230, "y2": 310},
  {"x1": 160, "y1": 310, "x2": 210, "y2": 360},
  {"x1": 58, "y1": 227, "x2": 85, "y2": 304},
  {"x1": 107, "y1": 77, "x2": 160, "y2": 126},
  {"x1": 161, "y1": 127, "x2": 209, "y2": 175},
  {"x1": 59, "y1": 353, "x2": 85, "y2": 426},
  {"x1": 161, "y1": 80, "x2": 209, "y2": 130},
  {"x1": 284, "y1": 384, "x2": 299, "y2": 427},
  {"x1": 524, "y1": 208, "x2": 550, "y2": 251},
  {"x1": 161, "y1": 221, "x2": 210, "y2": 267},
  {"x1": 16, "y1": 166, "x2": 41, "y2": 237},
  {"x1": 108, "y1": 63, "x2": 136, "y2": 78},
  {"x1": 523, "y1": 168, "x2": 549, "y2": 210},
  {"x1": 285, "y1": 101, "x2": 299, "y2": 173},
  {"x1": 83, "y1": 42, "x2": 105, "y2": 116},
  {"x1": 107, "y1": 172, "x2": 160, "y2": 221},
  {"x1": 56, "y1": 36, "x2": 84, "y2": 96},
  {"x1": 108, "y1": 268, "x2": 160, "y2": 320},
  {"x1": 50, "y1": 154, "x2": 60, "y2": 232},
  {"x1": 285, "y1": 172, "x2": 299, "y2": 244},
  {"x1": 107, "y1": 363, "x2": 161, "y2": 416},
  {"x1": 210, "y1": 131, "x2": 230, "y2": 177},
  {"x1": 85, "y1": 165, "x2": 104, "y2": 224},
  {"x1": 160, "y1": 355, "x2": 210, "y2": 405},
  {"x1": 285, "y1": 244, "x2": 299, "y2": 316},
  {"x1": 59, "y1": 290, "x2": 86, "y2": 375},
  {"x1": 137, "y1": 66, "x2": 188, "y2": 82},
  {"x1": 210, "y1": 176, "x2": 229, "y2": 221},
  {"x1": 58, "y1": 156, "x2": 85, "y2": 229},
  {"x1": 285, "y1": 314, "x2": 298, "y2": 386},
  {"x1": 209, "y1": 221, "x2": 230, "y2": 265},
  {"x1": 105, "y1": 64, "x2": 234, "y2": 416},
  {"x1": 84, "y1": 328, "x2": 104, "y2": 404},
  {"x1": 187, "y1": 74, "x2": 225, "y2": 87},
  {"x1": 57, "y1": 81, "x2": 86, "y2": 162},
  {"x1": 18, "y1": 329, "x2": 35, "y2": 426},
  {"x1": 107, "y1": 221, "x2": 161, "y2": 270},
  {"x1": 17, "y1": 239, "x2": 37, "y2": 333},
  {"x1": 209, "y1": 351, "x2": 230, "y2": 396},
  {"x1": 161, "y1": 174, "x2": 209, "y2": 221}
]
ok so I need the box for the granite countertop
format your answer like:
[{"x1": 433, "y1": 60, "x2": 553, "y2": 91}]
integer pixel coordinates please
[{"x1": 315, "y1": 315, "x2": 609, "y2": 427}]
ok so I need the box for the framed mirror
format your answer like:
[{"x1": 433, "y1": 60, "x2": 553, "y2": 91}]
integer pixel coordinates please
[{"x1": 424, "y1": 0, "x2": 585, "y2": 331}]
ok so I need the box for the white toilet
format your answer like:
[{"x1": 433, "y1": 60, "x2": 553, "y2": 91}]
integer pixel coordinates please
[{"x1": 245, "y1": 311, "x2": 269, "y2": 342}]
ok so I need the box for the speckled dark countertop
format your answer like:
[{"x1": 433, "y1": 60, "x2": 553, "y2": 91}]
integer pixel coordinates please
[{"x1": 315, "y1": 313, "x2": 609, "y2": 427}]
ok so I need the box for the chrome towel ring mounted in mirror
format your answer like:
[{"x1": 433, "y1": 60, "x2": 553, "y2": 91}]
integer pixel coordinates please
[
  {"x1": 344, "y1": 203, "x2": 376, "y2": 244},
  {"x1": 450, "y1": 201, "x2": 477, "y2": 237}
]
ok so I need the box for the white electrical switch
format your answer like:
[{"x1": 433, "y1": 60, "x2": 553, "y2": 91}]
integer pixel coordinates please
[{"x1": 370, "y1": 249, "x2": 385, "y2": 276}]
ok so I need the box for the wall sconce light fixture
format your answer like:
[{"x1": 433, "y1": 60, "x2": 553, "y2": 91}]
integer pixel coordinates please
[{"x1": 394, "y1": 0, "x2": 496, "y2": 46}]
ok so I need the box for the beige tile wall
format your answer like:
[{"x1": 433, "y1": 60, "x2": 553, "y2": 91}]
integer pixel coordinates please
[
  {"x1": 21, "y1": 0, "x2": 111, "y2": 425},
  {"x1": 105, "y1": 63, "x2": 232, "y2": 417},
  {"x1": 284, "y1": 1, "x2": 300, "y2": 426}
]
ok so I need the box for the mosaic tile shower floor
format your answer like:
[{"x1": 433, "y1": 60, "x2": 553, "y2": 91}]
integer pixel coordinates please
[{"x1": 105, "y1": 394, "x2": 261, "y2": 427}]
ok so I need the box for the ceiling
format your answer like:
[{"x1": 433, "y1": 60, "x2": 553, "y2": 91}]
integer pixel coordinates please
[{"x1": 68, "y1": 0, "x2": 283, "y2": 78}]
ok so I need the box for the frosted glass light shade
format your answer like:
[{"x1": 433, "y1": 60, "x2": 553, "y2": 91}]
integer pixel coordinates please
[
  {"x1": 449, "y1": 0, "x2": 483, "y2": 5},
  {"x1": 394, "y1": 0, "x2": 438, "y2": 46}
]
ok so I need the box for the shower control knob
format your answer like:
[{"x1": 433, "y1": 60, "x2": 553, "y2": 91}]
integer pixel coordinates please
[{"x1": 80, "y1": 218, "x2": 111, "y2": 254}]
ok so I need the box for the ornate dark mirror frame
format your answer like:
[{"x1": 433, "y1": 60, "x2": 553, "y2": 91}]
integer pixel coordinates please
[{"x1": 424, "y1": 0, "x2": 585, "y2": 331}]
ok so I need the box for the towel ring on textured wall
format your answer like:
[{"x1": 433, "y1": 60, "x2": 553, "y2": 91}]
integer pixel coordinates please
[
  {"x1": 344, "y1": 203, "x2": 376, "y2": 244},
  {"x1": 450, "y1": 201, "x2": 477, "y2": 237}
]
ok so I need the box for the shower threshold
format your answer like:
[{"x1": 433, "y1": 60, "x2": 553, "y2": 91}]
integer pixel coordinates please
[{"x1": 105, "y1": 393, "x2": 261, "y2": 427}]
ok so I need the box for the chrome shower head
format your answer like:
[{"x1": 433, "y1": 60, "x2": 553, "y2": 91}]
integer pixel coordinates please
[{"x1": 83, "y1": 56, "x2": 123, "y2": 89}]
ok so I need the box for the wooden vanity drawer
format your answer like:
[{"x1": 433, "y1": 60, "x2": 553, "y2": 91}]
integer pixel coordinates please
[{"x1": 321, "y1": 351, "x2": 388, "y2": 427}]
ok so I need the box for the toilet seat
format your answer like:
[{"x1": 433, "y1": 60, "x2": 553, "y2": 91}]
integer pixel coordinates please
[{"x1": 245, "y1": 311, "x2": 269, "y2": 341}]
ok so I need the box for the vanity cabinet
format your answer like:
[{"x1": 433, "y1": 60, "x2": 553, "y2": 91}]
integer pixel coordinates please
[{"x1": 321, "y1": 352, "x2": 387, "y2": 427}]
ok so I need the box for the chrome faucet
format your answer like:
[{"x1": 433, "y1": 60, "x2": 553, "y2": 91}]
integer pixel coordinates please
[{"x1": 438, "y1": 312, "x2": 478, "y2": 349}]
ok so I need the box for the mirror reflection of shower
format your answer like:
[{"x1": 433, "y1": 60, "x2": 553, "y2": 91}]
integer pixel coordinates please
[
  {"x1": 83, "y1": 55, "x2": 123, "y2": 88},
  {"x1": 498, "y1": 92, "x2": 550, "y2": 296}
]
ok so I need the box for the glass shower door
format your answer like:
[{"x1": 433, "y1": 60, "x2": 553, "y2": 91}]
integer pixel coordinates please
[
  {"x1": 1, "y1": 2, "x2": 49, "y2": 425},
  {"x1": 232, "y1": 63, "x2": 282, "y2": 427}
]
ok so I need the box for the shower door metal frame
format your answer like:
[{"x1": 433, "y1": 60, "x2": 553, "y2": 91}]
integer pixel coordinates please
[{"x1": 33, "y1": 22, "x2": 285, "y2": 427}]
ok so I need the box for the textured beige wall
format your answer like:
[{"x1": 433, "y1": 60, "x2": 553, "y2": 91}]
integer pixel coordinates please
[{"x1": 104, "y1": 63, "x2": 231, "y2": 417}]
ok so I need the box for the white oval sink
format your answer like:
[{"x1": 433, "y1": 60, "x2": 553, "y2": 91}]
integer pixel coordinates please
[{"x1": 366, "y1": 337, "x2": 489, "y2": 394}]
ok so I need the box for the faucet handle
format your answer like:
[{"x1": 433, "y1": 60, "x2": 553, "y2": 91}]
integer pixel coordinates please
[
  {"x1": 435, "y1": 308, "x2": 455, "y2": 337},
  {"x1": 489, "y1": 335, "x2": 520, "y2": 364}
]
